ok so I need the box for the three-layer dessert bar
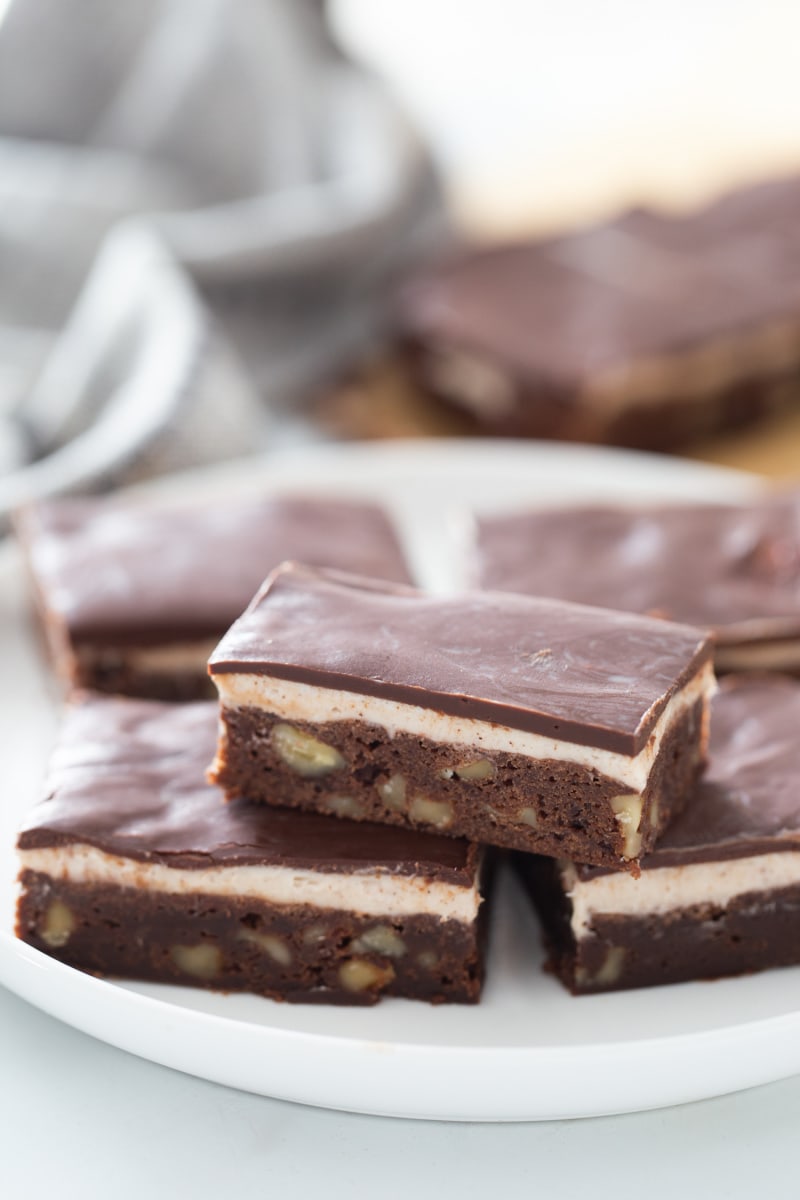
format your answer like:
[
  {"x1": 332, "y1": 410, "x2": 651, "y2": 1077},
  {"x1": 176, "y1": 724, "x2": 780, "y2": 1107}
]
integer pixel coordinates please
[
  {"x1": 397, "y1": 174, "x2": 800, "y2": 450},
  {"x1": 208, "y1": 563, "x2": 715, "y2": 871},
  {"x1": 473, "y1": 493, "x2": 800, "y2": 673},
  {"x1": 16, "y1": 493, "x2": 412, "y2": 700},
  {"x1": 515, "y1": 676, "x2": 800, "y2": 993},
  {"x1": 16, "y1": 696, "x2": 487, "y2": 1005}
]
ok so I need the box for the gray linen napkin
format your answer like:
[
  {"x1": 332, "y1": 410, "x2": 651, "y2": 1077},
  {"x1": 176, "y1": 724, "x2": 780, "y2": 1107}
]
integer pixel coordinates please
[{"x1": 0, "y1": 0, "x2": 445, "y2": 521}]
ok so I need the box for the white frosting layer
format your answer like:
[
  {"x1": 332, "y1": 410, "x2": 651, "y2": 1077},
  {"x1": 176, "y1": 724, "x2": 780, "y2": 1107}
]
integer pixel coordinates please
[
  {"x1": 563, "y1": 852, "x2": 800, "y2": 939},
  {"x1": 19, "y1": 844, "x2": 481, "y2": 923},
  {"x1": 213, "y1": 660, "x2": 714, "y2": 793}
]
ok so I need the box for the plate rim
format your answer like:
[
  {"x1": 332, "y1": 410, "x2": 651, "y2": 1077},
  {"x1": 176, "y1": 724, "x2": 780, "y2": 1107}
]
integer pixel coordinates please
[{"x1": 4, "y1": 928, "x2": 800, "y2": 1122}]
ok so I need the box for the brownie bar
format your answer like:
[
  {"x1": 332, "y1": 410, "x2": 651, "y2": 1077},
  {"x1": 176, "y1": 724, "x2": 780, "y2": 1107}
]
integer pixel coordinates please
[
  {"x1": 15, "y1": 493, "x2": 412, "y2": 700},
  {"x1": 16, "y1": 696, "x2": 488, "y2": 1005},
  {"x1": 397, "y1": 175, "x2": 800, "y2": 450},
  {"x1": 208, "y1": 563, "x2": 714, "y2": 871},
  {"x1": 515, "y1": 676, "x2": 800, "y2": 993},
  {"x1": 473, "y1": 493, "x2": 800, "y2": 673}
]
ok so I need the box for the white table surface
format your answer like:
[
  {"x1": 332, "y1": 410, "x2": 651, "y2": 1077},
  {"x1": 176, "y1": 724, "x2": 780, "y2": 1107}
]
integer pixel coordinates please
[
  {"x1": 334, "y1": 0, "x2": 800, "y2": 234},
  {"x1": 1, "y1": 978, "x2": 797, "y2": 1200}
]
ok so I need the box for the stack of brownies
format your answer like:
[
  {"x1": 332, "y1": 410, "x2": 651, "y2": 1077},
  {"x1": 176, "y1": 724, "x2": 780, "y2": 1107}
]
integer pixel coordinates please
[{"x1": 13, "y1": 484, "x2": 800, "y2": 1003}]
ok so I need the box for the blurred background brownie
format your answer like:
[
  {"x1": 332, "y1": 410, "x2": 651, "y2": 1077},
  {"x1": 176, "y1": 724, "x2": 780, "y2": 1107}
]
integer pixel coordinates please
[
  {"x1": 16, "y1": 493, "x2": 413, "y2": 700},
  {"x1": 394, "y1": 176, "x2": 800, "y2": 451},
  {"x1": 473, "y1": 492, "x2": 800, "y2": 673}
]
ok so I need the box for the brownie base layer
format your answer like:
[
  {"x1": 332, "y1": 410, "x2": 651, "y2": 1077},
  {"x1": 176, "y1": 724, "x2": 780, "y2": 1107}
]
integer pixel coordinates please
[
  {"x1": 515, "y1": 855, "x2": 800, "y2": 994},
  {"x1": 17, "y1": 872, "x2": 485, "y2": 1005},
  {"x1": 213, "y1": 699, "x2": 706, "y2": 870}
]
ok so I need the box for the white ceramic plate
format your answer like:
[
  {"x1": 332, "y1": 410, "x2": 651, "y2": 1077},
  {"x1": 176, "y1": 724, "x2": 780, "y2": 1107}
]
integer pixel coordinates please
[{"x1": 5, "y1": 438, "x2": 799, "y2": 1123}]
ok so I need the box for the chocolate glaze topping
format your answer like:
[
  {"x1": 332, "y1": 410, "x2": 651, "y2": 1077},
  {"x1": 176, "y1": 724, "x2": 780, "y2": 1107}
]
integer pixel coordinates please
[
  {"x1": 209, "y1": 563, "x2": 712, "y2": 757},
  {"x1": 577, "y1": 676, "x2": 800, "y2": 875},
  {"x1": 399, "y1": 175, "x2": 800, "y2": 384},
  {"x1": 475, "y1": 494, "x2": 800, "y2": 644},
  {"x1": 18, "y1": 695, "x2": 477, "y2": 882},
  {"x1": 17, "y1": 494, "x2": 412, "y2": 644}
]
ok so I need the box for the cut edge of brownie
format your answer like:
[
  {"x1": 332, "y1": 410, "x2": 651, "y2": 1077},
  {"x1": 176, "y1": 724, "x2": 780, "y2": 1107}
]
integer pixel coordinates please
[
  {"x1": 16, "y1": 870, "x2": 490, "y2": 1006},
  {"x1": 209, "y1": 695, "x2": 708, "y2": 872},
  {"x1": 514, "y1": 853, "x2": 800, "y2": 994}
]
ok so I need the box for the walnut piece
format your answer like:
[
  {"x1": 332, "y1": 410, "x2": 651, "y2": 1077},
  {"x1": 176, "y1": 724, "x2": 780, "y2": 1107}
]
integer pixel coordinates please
[
  {"x1": 237, "y1": 929, "x2": 292, "y2": 966},
  {"x1": 40, "y1": 899, "x2": 76, "y2": 948},
  {"x1": 409, "y1": 793, "x2": 454, "y2": 829},
  {"x1": 517, "y1": 806, "x2": 539, "y2": 828},
  {"x1": 453, "y1": 758, "x2": 496, "y2": 781},
  {"x1": 302, "y1": 923, "x2": 327, "y2": 946},
  {"x1": 648, "y1": 795, "x2": 661, "y2": 832},
  {"x1": 272, "y1": 723, "x2": 345, "y2": 776},
  {"x1": 610, "y1": 793, "x2": 644, "y2": 858},
  {"x1": 339, "y1": 959, "x2": 395, "y2": 993},
  {"x1": 170, "y1": 943, "x2": 222, "y2": 979},
  {"x1": 322, "y1": 794, "x2": 364, "y2": 819},
  {"x1": 377, "y1": 773, "x2": 407, "y2": 811},
  {"x1": 352, "y1": 925, "x2": 407, "y2": 958},
  {"x1": 576, "y1": 946, "x2": 626, "y2": 988}
]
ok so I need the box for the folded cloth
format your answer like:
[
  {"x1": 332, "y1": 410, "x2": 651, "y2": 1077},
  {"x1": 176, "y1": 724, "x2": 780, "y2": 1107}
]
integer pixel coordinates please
[{"x1": 0, "y1": 0, "x2": 446, "y2": 522}]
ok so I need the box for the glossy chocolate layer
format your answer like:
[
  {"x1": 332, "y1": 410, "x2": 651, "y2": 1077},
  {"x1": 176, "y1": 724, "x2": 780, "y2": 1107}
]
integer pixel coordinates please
[
  {"x1": 475, "y1": 494, "x2": 800, "y2": 644},
  {"x1": 209, "y1": 563, "x2": 712, "y2": 756},
  {"x1": 17, "y1": 493, "x2": 412, "y2": 645},
  {"x1": 399, "y1": 175, "x2": 800, "y2": 384},
  {"x1": 18, "y1": 695, "x2": 477, "y2": 883},
  {"x1": 577, "y1": 675, "x2": 800, "y2": 874}
]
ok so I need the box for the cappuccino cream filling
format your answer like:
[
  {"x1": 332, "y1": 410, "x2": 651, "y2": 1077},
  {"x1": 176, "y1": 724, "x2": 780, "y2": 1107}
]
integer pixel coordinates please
[
  {"x1": 19, "y1": 844, "x2": 482, "y2": 923},
  {"x1": 563, "y1": 852, "x2": 800, "y2": 940},
  {"x1": 212, "y1": 659, "x2": 715, "y2": 794}
]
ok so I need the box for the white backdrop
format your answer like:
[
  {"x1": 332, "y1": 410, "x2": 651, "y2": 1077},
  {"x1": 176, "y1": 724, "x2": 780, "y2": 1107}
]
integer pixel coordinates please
[{"x1": 334, "y1": 0, "x2": 800, "y2": 232}]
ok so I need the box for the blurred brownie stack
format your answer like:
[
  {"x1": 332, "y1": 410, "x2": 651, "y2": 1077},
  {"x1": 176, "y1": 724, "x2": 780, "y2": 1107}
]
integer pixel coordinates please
[{"x1": 394, "y1": 175, "x2": 800, "y2": 451}]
